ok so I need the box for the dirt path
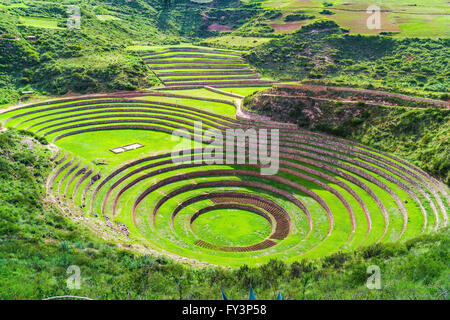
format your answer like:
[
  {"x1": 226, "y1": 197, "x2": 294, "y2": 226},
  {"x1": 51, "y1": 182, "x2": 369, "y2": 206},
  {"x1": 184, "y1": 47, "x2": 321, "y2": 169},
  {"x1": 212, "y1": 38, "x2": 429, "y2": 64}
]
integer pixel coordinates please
[{"x1": 276, "y1": 84, "x2": 450, "y2": 108}]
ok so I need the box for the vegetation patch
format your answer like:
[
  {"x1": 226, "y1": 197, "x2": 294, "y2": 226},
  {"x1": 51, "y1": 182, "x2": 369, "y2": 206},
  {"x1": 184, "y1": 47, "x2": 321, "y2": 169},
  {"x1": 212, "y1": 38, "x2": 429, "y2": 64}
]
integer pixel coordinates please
[
  {"x1": 192, "y1": 209, "x2": 271, "y2": 247},
  {"x1": 284, "y1": 14, "x2": 315, "y2": 22}
]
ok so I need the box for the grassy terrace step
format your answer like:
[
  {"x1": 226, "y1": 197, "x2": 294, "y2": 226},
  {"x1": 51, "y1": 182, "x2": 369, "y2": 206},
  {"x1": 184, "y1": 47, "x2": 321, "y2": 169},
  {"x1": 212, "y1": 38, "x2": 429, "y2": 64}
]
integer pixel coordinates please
[
  {"x1": 2, "y1": 98, "x2": 238, "y2": 124},
  {"x1": 160, "y1": 74, "x2": 260, "y2": 80},
  {"x1": 165, "y1": 80, "x2": 275, "y2": 87},
  {"x1": 143, "y1": 54, "x2": 242, "y2": 60},
  {"x1": 146, "y1": 60, "x2": 245, "y2": 65},
  {"x1": 291, "y1": 129, "x2": 450, "y2": 209},
  {"x1": 34, "y1": 116, "x2": 224, "y2": 137},
  {"x1": 141, "y1": 45, "x2": 271, "y2": 90},
  {"x1": 142, "y1": 50, "x2": 241, "y2": 57},
  {"x1": 139, "y1": 49, "x2": 241, "y2": 57},
  {"x1": 27, "y1": 110, "x2": 231, "y2": 133},
  {"x1": 154, "y1": 83, "x2": 274, "y2": 90},
  {"x1": 150, "y1": 65, "x2": 250, "y2": 70},
  {"x1": 2, "y1": 90, "x2": 447, "y2": 266},
  {"x1": 280, "y1": 132, "x2": 446, "y2": 215},
  {"x1": 162, "y1": 76, "x2": 261, "y2": 82},
  {"x1": 64, "y1": 164, "x2": 88, "y2": 199},
  {"x1": 204, "y1": 87, "x2": 245, "y2": 99},
  {"x1": 157, "y1": 71, "x2": 259, "y2": 77}
]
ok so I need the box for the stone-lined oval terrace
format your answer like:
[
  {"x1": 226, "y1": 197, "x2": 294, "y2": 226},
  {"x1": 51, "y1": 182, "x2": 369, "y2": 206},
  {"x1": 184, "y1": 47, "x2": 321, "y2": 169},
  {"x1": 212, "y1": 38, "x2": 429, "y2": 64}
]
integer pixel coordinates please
[{"x1": 1, "y1": 91, "x2": 448, "y2": 267}]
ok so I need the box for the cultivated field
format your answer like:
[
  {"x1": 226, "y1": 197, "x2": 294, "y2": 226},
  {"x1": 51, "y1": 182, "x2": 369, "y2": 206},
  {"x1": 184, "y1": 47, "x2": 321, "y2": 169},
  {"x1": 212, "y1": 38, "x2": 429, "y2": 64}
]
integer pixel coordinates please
[{"x1": 248, "y1": 0, "x2": 450, "y2": 37}]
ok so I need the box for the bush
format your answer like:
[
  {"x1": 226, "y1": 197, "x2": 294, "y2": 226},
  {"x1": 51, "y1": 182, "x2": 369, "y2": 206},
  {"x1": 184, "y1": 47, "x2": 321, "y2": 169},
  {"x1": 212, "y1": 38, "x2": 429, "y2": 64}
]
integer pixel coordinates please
[
  {"x1": 347, "y1": 264, "x2": 368, "y2": 286},
  {"x1": 359, "y1": 243, "x2": 384, "y2": 259},
  {"x1": 319, "y1": 9, "x2": 335, "y2": 15},
  {"x1": 322, "y1": 251, "x2": 352, "y2": 268},
  {"x1": 17, "y1": 130, "x2": 48, "y2": 145},
  {"x1": 284, "y1": 14, "x2": 315, "y2": 22},
  {"x1": 290, "y1": 260, "x2": 315, "y2": 278},
  {"x1": 260, "y1": 10, "x2": 282, "y2": 20}
]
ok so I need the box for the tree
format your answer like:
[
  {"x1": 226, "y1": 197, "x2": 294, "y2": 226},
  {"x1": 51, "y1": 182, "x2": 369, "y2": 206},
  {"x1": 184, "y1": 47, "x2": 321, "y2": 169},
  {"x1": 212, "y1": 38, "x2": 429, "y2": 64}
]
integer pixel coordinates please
[{"x1": 260, "y1": 259, "x2": 286, "y2": 298}]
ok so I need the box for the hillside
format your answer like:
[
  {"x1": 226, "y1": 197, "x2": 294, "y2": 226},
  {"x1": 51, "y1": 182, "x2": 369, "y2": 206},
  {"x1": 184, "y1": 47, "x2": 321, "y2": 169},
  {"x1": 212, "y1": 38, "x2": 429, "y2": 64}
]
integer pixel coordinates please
[
  {"x1": 2, "y1": 1, "x2": 449, "y2": 106},
  {"x1": 241, "y1": 0, "x2": 450, "y2": 37},
  {"x1": 245, "y1": 21, "x2": 450, "y2": 99},
  {"x1": 0, "y1": 1, "x2": 165, "y2": 105},
  {"x1": 0, "y1": 0, "x2": 273, "y2": 105},
  {"x1": 0, "y1": 0, "x2": 448, "y2": 302}
]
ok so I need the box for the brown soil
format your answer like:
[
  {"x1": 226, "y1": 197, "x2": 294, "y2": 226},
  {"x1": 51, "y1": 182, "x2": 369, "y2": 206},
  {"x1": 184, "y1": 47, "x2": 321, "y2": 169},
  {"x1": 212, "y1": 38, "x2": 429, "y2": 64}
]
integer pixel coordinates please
[
  {"x1": 270, "y1": 22, "x2": 304, "y2": 33},
  {"x1": 208, "y1": 23, "x2": 231, "y2": 32},
  {"x1": 276, "y1": 84, "x2": 450, "y2": 108}
]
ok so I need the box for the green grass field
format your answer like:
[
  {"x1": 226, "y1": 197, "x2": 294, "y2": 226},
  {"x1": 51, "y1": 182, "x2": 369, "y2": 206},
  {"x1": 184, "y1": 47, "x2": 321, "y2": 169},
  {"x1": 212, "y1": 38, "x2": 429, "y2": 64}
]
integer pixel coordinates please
[
  {"x1": 192, "y1": 209, "x2": 272, "y2": 246},
  {"x1": 96, "y1": 15, "x2": 121, "y2": 21},
  {"x1": 197, "y1": 36, "x2": 274, "y2": 50},
  {"x1": 18, "y1": 16, "x2": 63, "y2": 29}
]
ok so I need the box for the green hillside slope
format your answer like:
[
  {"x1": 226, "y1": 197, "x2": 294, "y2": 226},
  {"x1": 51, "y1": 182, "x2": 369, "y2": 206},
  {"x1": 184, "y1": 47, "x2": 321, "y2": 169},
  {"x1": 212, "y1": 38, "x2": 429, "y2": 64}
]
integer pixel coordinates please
[{"x1": 245, "y1": 21, "x2": 450, "y2": 98}]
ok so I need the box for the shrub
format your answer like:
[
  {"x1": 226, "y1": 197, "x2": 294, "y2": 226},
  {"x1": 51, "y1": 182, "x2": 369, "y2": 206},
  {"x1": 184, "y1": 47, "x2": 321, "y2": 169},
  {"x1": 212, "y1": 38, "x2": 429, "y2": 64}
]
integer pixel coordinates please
[
  {"x1": 347, "y1": 264, "x2": 368, "y2": 286},
  {"x1": 59, "y1": 241, "x2": 72, "y2": 252},
  {"x1": 322, "y1": 251, "x2": 352, "y2": 268},
  {"x1": 284, "y1": 14, "x2": 315, "y2": 22},
  {"x1": 290, "y1": 260, "x2": 315, "y2": 278},
  {"x1": 319, "y1": 9, "x2": 335, "y2": 15},
  {"x1": 260, "y1": 10, "x2": 282, "y2": 20},
  {"x1": 17, "y1": 130, "x2": 48, "y2": 145},
  {"x1": 359, "y1": 243, "x2": 384, "y2": 259}
]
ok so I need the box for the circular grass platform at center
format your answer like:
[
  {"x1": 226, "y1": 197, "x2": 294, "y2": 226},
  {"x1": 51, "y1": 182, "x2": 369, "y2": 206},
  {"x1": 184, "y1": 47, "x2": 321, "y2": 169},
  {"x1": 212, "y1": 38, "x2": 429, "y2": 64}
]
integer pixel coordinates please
[{"x1": 191, "y1": 209, "x2": 272, "y2": 247}]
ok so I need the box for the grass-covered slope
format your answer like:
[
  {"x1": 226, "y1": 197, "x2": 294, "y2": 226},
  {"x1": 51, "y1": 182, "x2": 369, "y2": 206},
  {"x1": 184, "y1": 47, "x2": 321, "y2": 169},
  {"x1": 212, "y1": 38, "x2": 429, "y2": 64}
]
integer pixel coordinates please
[
  {"x1": 0, "y1": 1, "x2": 164, "y2": 105},
  {"x1": 242, "y1": 0, "x2": 450, "y2": 38},
  {"x1": 244, "y1": 21, "x2": 450, "y2": 98},
  {"x1": 2, "y1": 2, "x2": 449, "y2": 105}
]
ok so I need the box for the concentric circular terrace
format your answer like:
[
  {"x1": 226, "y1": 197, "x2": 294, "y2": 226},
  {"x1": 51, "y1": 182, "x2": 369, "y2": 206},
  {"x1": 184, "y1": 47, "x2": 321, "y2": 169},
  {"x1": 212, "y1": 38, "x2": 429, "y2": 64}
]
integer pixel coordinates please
[{"x1": 1, "y1": 46, "x2": 448, "y2": 267}]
